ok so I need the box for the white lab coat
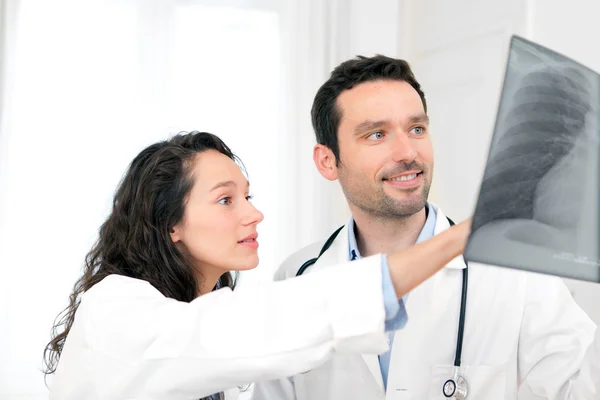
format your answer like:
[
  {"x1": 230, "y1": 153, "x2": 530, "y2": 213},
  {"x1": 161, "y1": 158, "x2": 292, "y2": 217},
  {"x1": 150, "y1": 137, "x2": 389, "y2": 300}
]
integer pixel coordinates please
[
  {"x1": 49, "y1": 256, "x2": 393, "y2": 399},
  {"x1": 253, "y1": 206, "x2": 600, "y2": 400}
]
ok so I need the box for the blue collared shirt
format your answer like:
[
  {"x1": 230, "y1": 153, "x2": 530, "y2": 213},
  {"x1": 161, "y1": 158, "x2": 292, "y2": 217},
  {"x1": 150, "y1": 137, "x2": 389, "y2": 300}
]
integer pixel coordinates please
[{"x1": 348, "y1": 203, "x2": 438, "y2": 390}]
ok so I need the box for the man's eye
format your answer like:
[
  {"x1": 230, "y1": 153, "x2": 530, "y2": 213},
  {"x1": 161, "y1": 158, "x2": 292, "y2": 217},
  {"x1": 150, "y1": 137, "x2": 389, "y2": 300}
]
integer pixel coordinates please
[
  {"x1": 367, "y1": 131, "x2": 385, "y2": 140},
  {"x1": 411, "y1": 126, "x2": 425, "y2": 135}
]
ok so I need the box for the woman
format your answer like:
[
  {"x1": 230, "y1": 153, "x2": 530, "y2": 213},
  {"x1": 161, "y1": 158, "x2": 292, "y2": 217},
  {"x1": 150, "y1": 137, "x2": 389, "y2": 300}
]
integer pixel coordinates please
[{"x1": 44, "y1": 131, "x2": 471, "y2": 399}]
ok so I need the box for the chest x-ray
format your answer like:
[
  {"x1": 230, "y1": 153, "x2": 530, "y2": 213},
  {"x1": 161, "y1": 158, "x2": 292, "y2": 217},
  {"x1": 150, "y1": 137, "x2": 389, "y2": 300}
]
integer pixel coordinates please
[{"x1": 465, "y1": 35, "x2": 600, "y2": 283}]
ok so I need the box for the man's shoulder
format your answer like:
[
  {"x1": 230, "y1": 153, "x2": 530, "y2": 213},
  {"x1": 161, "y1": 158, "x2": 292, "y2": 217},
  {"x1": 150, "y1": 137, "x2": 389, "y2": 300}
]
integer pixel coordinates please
[{"x1": 274, "y1": 240, "x2": 327, "y2": 282}]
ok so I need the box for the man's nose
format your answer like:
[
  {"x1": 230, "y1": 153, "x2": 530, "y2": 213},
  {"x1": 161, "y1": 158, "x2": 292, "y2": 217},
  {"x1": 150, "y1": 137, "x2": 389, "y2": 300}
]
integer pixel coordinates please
[{"x1": 390, "y1": 132, "x2": 418, "y2": 163}]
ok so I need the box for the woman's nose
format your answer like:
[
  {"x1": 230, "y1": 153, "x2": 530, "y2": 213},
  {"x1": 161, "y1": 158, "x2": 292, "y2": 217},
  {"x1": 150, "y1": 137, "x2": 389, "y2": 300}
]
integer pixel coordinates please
[{"x1": 244, "y1": 202, "x2": 264, "y2": 225}]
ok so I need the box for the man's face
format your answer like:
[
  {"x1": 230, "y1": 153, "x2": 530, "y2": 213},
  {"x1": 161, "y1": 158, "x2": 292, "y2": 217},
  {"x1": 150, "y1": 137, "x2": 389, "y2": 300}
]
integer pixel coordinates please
[{"x1": 333, "y1": 79, "x2": 434, "y2": 219}]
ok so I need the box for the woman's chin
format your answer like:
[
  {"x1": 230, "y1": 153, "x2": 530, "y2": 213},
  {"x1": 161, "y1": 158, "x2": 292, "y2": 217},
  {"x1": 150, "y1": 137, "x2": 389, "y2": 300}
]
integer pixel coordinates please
[{"x1": 231, "y1": 256, "x2": 259, "y2": 271}]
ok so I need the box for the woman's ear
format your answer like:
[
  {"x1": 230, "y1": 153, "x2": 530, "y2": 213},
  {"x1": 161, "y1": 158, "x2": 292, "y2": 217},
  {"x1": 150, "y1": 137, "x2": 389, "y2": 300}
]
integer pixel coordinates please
[
  {"x1": 170, "y1": 225, "x2": 181, "y2": 243},
  {"x1": 313, "y1": 144, "x2": 339, "y2": 181}
]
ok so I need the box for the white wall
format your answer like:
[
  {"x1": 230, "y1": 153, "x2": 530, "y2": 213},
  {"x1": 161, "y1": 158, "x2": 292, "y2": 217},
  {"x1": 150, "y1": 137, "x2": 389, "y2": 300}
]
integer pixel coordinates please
[{"x1": 529, "y1": 0, "x2": 600, "y2": 69}]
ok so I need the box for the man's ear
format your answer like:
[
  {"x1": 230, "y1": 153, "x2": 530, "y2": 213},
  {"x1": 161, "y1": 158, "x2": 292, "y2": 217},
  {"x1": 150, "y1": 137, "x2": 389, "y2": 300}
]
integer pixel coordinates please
[{"x1": 313, "y1": 144, "x2": 339, "y2": 181}]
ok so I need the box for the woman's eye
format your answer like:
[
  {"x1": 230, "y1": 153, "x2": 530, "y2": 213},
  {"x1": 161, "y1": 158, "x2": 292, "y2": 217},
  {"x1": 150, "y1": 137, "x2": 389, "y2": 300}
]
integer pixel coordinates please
[
  {"x1": 218, "y1": 197, "x2": 232, "y2": 205},
  {"x1": 367, "y1": 131, "x2": 385, "y2": 140},
  {"x1": 411, "y1": 126, "x2": 425, "y2": 135},
  {"x1": 246, "y1": 194, "x2": 254, "y2": 202}
]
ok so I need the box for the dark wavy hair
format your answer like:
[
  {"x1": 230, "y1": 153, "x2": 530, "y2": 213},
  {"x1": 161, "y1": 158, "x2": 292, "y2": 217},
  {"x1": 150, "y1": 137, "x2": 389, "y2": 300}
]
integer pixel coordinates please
[{"x1": 43, "y1": 131, "x2": 241, "y2": 399}]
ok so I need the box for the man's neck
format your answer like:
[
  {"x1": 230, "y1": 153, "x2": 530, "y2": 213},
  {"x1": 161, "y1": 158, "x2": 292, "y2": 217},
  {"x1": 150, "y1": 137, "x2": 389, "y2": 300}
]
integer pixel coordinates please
[{"x1": 352, "y1": 206, "x2": 428, "y2": 257}]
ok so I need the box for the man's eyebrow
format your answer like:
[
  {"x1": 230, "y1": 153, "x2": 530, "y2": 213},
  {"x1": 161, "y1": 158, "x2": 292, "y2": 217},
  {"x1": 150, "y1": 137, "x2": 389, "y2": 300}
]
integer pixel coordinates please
[
  {"x1": 354, "y1": 114, "x2": 429, "y2": 135},
  {"x1": 409, "y1": 113, "x2": 429, "y2": 125},
  {"x1": 354, "y1": 120, "x2": 389, "y2": 135}
]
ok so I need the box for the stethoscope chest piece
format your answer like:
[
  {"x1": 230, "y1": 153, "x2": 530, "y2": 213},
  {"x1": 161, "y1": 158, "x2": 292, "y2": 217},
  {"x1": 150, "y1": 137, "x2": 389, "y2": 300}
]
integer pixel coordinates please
[{"x1": 443, "y1": 373, "x2": 468, "y2": 399}]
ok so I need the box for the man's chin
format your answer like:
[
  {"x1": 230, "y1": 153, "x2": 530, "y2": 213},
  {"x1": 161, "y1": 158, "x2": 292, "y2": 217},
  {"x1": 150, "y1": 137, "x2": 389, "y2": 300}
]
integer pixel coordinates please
[
  {"x1": 383, "y1": 184, "x2": 424, "y2": 201},
  {"x1": 384, "y1": 194, "x2": 428, "y2": 214}
]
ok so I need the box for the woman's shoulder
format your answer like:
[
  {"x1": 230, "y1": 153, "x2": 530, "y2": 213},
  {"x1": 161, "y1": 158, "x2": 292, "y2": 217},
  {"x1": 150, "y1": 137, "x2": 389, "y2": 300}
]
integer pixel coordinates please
[
  {"x1": 76, "y1": 275, "x2": 167, "y2": 335},
  {"x1": 83, "y1": 274, "x2": 160, "y2": 302}
]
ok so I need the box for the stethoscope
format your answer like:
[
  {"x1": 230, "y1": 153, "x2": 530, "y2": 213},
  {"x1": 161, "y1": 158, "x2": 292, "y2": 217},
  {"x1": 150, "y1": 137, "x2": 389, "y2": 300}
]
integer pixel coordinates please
[{"x1": 296, "y1": 217, "x2": 469, "y2": 399}]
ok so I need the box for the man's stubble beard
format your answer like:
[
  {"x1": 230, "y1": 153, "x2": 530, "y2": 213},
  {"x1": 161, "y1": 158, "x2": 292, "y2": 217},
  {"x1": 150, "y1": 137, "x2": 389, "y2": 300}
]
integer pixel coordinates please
[{"x1": 339, "y1": 172, "x2": 432, "y2": 220}]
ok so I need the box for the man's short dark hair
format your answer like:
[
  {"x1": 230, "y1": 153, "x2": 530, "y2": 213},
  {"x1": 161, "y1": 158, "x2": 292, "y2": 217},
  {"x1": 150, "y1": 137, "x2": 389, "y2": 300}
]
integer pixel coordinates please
[{"x1": 311, "y1": 55, "x2": 427, "y2": 164}]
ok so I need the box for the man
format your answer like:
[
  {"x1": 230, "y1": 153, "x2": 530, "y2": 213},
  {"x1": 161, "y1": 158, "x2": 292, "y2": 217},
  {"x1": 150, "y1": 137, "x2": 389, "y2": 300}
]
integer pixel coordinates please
[{"x1": 252, "y1": 55, "x2": 600, "y2": 399}]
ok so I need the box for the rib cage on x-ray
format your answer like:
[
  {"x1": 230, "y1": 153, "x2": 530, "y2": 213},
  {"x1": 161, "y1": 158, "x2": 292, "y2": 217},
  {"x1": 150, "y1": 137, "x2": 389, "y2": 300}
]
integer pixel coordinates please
[
  {"x1": 472, "y1": 66, "x2": 592, "y2": 233},
  {"x1": 465, "y1": 35, "x2": 600, "y2": 283}
]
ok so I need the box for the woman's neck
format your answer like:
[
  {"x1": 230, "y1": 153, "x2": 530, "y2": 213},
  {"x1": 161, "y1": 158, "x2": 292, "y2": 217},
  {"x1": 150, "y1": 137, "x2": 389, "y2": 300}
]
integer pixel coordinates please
[{"x1": 196, "y1": 266, "x2": 227, "y2": 295}]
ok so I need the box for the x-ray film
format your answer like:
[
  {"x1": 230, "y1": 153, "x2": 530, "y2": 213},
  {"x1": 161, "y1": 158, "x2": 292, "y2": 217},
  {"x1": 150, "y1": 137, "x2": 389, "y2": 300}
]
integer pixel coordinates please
[{"x1": 464, "y1": 35, "x2": 600, "y2": 283}]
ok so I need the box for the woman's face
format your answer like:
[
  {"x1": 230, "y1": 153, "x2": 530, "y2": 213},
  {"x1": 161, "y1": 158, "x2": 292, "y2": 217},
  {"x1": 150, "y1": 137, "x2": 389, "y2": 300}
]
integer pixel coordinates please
[{"x1": 170, "y1": 150, "x2": 264, "y2": 287}]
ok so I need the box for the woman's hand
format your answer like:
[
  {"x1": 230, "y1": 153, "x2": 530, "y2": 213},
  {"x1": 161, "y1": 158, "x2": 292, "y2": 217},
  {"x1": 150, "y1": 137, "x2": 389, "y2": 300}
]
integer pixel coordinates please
[{"x1": 388, "y1": 217, "x2": 472, "y2": 299}]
